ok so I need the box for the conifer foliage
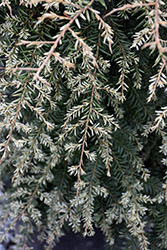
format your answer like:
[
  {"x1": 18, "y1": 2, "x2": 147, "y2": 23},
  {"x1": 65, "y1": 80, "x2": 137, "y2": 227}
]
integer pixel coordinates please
[{"x1": 0, "y1": 0, "x2": 167, "y2": 249}]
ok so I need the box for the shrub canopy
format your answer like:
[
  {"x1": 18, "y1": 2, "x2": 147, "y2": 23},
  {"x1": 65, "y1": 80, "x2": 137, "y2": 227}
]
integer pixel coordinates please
[{"x1": 0, "y1": 0, "x2": 167, "y2": 249}]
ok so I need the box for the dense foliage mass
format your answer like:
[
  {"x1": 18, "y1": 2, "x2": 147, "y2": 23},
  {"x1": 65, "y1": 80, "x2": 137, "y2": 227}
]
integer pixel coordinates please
[{"x1": 0, "y1": 0, "x2": 167, "y2": 249}]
